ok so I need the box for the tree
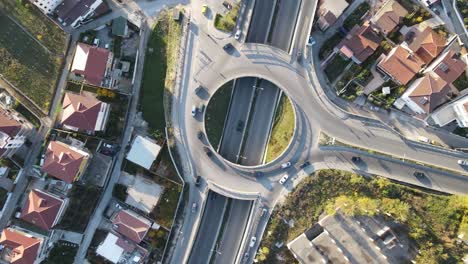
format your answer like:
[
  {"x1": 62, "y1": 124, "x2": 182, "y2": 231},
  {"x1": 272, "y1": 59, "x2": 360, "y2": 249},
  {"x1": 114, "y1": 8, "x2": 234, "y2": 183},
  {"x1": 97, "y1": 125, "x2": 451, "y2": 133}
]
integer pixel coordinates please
[
  {"x1": 355, "y1": 197, "x2": 379, "y2": 216},
  {"x1": 375, "y1": 177, "x2": 390, "y2": 190},
  {"x1": 381, "y1": 198, "x2": 410, "y2": 222}
]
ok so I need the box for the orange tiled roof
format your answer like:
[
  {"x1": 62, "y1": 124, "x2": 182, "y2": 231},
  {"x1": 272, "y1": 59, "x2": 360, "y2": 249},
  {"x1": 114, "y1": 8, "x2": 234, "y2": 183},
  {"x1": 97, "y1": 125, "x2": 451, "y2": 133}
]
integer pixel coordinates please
[
  {"x1": 0, "y1": 229, "x2": 41, "y2": 264},
  {"x1": 378, "y1": 45, "x2": 424, "y2": 85}
]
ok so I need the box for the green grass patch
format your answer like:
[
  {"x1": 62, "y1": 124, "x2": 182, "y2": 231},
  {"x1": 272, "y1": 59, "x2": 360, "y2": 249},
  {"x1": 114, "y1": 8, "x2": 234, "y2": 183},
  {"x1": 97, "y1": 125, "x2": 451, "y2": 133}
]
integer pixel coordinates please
[
  {"x1": 205, "y1": 81, "x2": 234, "y2": 150},
  {"x1": 258, "y1": 169, "x2": 468, "y2": 263},
  {"x1": 13, "y1": 102, "x2": 40, "y2": 128},
  {"x1": 457, "y1": 0, "x2": 468, "y2": 29},
  {"x1": 318, "y1": 32, "x2": 343, "y2": 60},
  {"x1": 214, "y1": 4, "x2": 240, "y2": 32},
  {"x1": 453, "y1": 73, "x2": 468, "y2": 92},
  {"x1": 369, "y1": 81, "x2": 405, "y2": 109},
  {"x1": 59, "y1": 185, "x2": 100, "y2": 233},
  {"x1": 342, "y1": 2, "x2": 370, "y2": 30},
  {"x1": 0, "y1": 12, "x2": 62, "y2": 110},
  {"x1": 324, "y1": 55, "x2": 350, "y2": 82},
  {"x1": 265, "y1": 95, "x2": 294, "y2": 163},
  {"x1": 0, "y1": 0, "x2": 67, "y2": 53},
  {"x1": 140, "y1": 11, "x2": 182, "y2": 134},
  {"x1": 42, "y1": 241, "x2": 78, "y2": 264},
  {"x1": 151, "y1": 180, "x2": 182, "y2": 228}
]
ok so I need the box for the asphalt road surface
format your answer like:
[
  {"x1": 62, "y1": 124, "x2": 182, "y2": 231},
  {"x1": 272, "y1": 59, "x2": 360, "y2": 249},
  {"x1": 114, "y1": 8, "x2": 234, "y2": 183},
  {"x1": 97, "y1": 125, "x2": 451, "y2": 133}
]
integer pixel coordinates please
[
  {"x1": 188, "y1": 191, "x2": 228, "y2": 264},
  {"x1": 268, "y1": 0, "x2": 302, "y2": 52},
  {"x1": 219, "y1": 77, "x2": 256, "y2": 162},
  {"x1": 246, "y1": 0, "x2": 276, "y2": 43},
  {"x1": 214, "y1": 199, "x2": 253, "y2": 264},
  {"x1": 241, "y1": 79, "x2": 280, "y2": 166}
]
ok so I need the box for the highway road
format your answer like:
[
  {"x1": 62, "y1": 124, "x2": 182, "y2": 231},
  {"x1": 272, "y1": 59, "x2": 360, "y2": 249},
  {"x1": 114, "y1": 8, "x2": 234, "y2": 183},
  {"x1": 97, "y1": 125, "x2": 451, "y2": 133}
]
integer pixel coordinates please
[
  {"x1": 214, "y1": 199, "x2": 253, "y2": 264},
  {"x1": 219, "y1": 77, "x2": 256, "y2": 162},
  {"x1": 188, "y1": 191, "x2": 228, "y2": 264},
  {"x1": 268, "y1": 0, "x2": 302, "y2": 52},
  {"x1": 241, "y1": 80, "x2": 280, "y2": 166},
  {"x1": 245, "y1": 0, "x2": 276, "y2": 43}
]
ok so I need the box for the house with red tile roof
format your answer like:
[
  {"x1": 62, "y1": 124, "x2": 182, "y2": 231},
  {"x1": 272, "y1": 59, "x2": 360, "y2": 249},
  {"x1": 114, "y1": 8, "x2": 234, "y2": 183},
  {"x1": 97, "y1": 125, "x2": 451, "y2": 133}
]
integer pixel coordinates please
[
  {"x1": 395, "y1": 73, "x2": 453, "y2": 116},
  {"x1": 370, "y1": 0, "x2": 408, "y2": 35},
  {"x1": 70, "y1": 43, "x2": 113, "y2": 87},
  {"x1": 60, "y1": 92, "x2": 110, "y2": 133},
  {"x1": 0, "y1": 228, "x2": 44, "y2": 264},
  {"x1": 20, "y1": 189, "x2": 67, "y2": 231},
  {"x1": 425, "y1": 49, "x2": 467, "y2": 84},
  {"x1": 404, "y1": 27, "x2": 446, "y2": 64},
  {"x1": 316, "y1": 0, "x2": 349, "y2": 31},
  {"x1": 112, "y1": 209, "x2": 151, "y2": 244},
  {"x1": 96, "y1": 232, "x2": 148, "y2": 264},
  {"x1": 41, "y1": 141, "x2": 90, "y2": 184},
  {"x1": 377, "y1": 45, "x2": 425, "y2": 85},
  {"x1": 335, "y1": 21, "x2": 382, "y2": 64},
  {"x1": 0, "y1": 108, "x2": 32, "y2": 159}
]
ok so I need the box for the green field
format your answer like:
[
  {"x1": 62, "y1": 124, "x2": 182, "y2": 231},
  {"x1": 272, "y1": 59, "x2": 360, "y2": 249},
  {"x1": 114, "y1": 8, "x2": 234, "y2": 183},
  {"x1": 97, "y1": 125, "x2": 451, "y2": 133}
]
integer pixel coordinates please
[
  {"x1": 140, "y1": 11, "x2": 182, "y2": 133},
  {"x1": 0, "y1": 7, "x2": 65, "y2": 111},
  {"x1": 265, "y1": 95, "x2": 294, "y2": 162},
  {"x1": 205, "y1": 81, "x2": 234, "y2": 150}
]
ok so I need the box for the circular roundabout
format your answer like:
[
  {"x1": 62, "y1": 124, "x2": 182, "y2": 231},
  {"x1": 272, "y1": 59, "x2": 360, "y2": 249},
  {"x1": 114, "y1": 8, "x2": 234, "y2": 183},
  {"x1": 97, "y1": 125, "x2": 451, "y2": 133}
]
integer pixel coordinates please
[{"x1": 203, "y1": 76, "x2": 296, "y2": 167}]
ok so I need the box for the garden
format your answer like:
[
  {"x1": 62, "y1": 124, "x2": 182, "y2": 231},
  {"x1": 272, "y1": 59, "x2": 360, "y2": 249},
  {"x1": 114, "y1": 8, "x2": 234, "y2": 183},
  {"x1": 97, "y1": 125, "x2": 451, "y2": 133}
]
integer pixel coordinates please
[
  {"x1": 318, "y1": 32, "x2": 343, "y2": 60},
  {"x1": 342, "y1": 2, "x2": 370, "y2": 30},
  {"x1": 214, "y1": 3, "x2": 240, "y2": 32},
  {"x1": 257, "y1": 169, "x2": 468, "y2": 264},
  {"x1": 205, "y1": 81, "x2": 234, "y2": 150},
  {"x1": 59, "y1": 185, "x2": 101, "y2": 233}
]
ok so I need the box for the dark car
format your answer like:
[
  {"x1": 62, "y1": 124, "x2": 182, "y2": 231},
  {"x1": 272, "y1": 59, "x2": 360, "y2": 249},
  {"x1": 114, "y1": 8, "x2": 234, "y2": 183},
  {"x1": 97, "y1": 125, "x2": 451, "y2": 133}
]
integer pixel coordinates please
[
  {"x1": 254, "y1": 171, "x2": 264, "y2": 177},
  {"x1": 223, "y1": 1, "x2": 232, "y2": 10},
  {"x1": 223, "y1": 43, "x2": 234, "y2": 52},
  {"x1": 195, "y1": 175, "x2": 202, "y2": 186},
  {"x1": 236, "y1": 120, "x2": 244, "y2": 132},
  {"x1": 197, "y1": 131, "x2": 204, "y2": 140},
  {"x1": 351, "y1": 156, "x2": 361, "y2": 163},
  {"x1": 195, "y1": 85, "x2": 203, "y2": 95},
  {"x1": 300, "y1": 161, "x2": 310, "y2": 169},
  {"x1": 413, "y1": 171, "x2": 425, "y2": 179},
  {"x1": 204, "y1": 146, "x2": 213, "y2": 157}
]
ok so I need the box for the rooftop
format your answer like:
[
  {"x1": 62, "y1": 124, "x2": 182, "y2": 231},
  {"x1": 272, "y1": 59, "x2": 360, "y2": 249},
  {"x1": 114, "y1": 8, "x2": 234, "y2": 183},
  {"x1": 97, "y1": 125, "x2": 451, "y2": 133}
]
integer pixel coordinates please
[
  {"x1": 20, "y1": 189, "x2": 65, "y2": 231},
  {"x1": 112, "y1": 209, "x2": 151, "y2": 244},
  {"x1": 71, "y1": 43, "x2": 111, "y2": 87},
  {"x1": 125, "y1": 175, "x2": 163, "y2": 214},
  {"x1": 407, "y1": 74, "x2": 451, "y2": 113},
  {"x1": 370, "y1": 0, "x2": 408, "y2": 35},
  {"x1": 337, "y1": 22, "x2": 382, "y2": 63},
  {"x1": 126, "y1": 136, "x2": 161, "y2": 170},
  {"x1": 407, "y1": 27, "x2": 446, "y2": 64},
  {"x1": 61, "y1": 92, "x2": 106, "y2": 132},
  {"x1": 0, "y1": 228, "x2": 41, "y2": 264},
  {"x1": 378, "y1": 45, "x2": 425, "y2": 85},
  {"x1": 431, "y1": 50, "x2": 466, "y2": 84},
  {"x1": 0, "y1": 109, "x2": 22, "y2": 138}
]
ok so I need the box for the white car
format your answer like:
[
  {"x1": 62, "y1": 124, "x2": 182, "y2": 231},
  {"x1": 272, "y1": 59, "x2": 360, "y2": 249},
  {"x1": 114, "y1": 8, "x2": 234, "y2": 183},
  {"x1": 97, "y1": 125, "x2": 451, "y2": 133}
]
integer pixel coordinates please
[
  {"x1": 192, "y1": 202, "x2": 197, "y2": 213},
  {"x1": 458, "y1": 160, "x2": 468, "y2": 166},
  {"x1": 281, "y1": 162, "x2": 291, "y2": 169},
  {"x1": 279, "y1": 174, "x2": 289, "y2": 185},
  {"x1": 191, "y1": 105, "x2": 197, "y2": 117},
  {"x1": 249, "y1": 236, "x2": 257, "y2": 247},
  {"x1": 234, "y1": 29, "x2": 241, "y2": 40},
  {"x1": 418, "y1": 136, "x2": 430, "y2": 143}
]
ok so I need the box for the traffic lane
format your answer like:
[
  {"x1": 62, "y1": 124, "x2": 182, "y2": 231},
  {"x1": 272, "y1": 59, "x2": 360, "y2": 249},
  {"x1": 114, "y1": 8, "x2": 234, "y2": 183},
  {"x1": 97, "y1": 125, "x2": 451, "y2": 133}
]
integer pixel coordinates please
[
  {"x1": 269, "y1": 0, "x2": 302, "y2": 51},
  {"x1": 214, "y1": 199, "x2": 254, "y2": 264},
  {"x1": 315, "y1": 149, "x2": 468, "y2": 195},
  {"x1": 219, "y1": 77, "x2": 256, "y2": 162},
  {"x1": 293, "y1": 0, "x2": 318, "y2": 54},
  {"x1": 188, "y1": 192, "x2": 228, "y2": 264},
  {"x1": 246, "y1": 0, "x2": 276, "y2": 43},
  {"x1": 241, "y1": 80, "x2": 280, "y2": 166}
]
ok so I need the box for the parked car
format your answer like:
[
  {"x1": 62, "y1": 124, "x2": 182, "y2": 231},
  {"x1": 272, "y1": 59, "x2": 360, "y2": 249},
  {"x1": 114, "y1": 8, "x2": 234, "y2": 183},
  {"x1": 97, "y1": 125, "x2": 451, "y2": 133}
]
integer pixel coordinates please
[
  {"x1": 281, "y1": 162, "x2": 291, "y2": 169},
  {"x1": 223, "y1": 1, "x2": 232, "y2": 10},
  {"x1": 261, "y1": 208, "x2": 268, "y2": 216},
  {"x1": 195, "y1": 85, "x2": 203, "y2": 95},
  {"x1": 202, "y1": 4, "x2": 208, "y2": 15},
  {"x1": 351, "y1": 156, "x2": 361, "y2": 163},
  {"x1": 417, "y1": 136, "x2": 430, "y2": 143},
  {"x1": 234, "y1": 29, "x2": 241, "y2": 40},
  {"x1": 254, "y1": 171, "x2": 264, "y2": 177},
  {"x1": 195, "y1": 175, "x2": 202, "y2": 186},
  {"x1": 458, "y1": 160, "x2": 468, "y2": 166},
  {"x1": 249, "y1": 237, "x2": 257, "y2": 247},
  {"x1": 236, "y1": 120, "x2": 244, "y2": 132},
  {"x1": 279, "y1": 174, "x2": 289, "y2": 185},
  {"x1": 192, "y1": 203, "x2": 197, "y2": 213},
  {"x1": 198, "y1": 103, "x2": 205, "y2": 113},
  {"x1": 197, "y1": 131, "x2": 204, "y2": 140},
  {"x1": 413, "y1": 171, "x2": 425, "y2": 179},
  {"x1": 300, "y1": 161, "x2": 310, "y2": 169},
  {"x1": 204, "y1": 146, "x2": 213, "y2": 157},
  {"x1": 191, "y1": 105, "x2": 197, "y2": 117}
]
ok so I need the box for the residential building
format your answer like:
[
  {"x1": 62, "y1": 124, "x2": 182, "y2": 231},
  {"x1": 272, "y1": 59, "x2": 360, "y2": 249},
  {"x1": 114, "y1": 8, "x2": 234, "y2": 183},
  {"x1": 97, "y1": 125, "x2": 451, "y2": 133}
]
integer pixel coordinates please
[
  {"x1": 96, "y1": 232, "x2": 148, "y2": 264},
  {"x1": 30, "y1": 0, "x2": 63, "y2": 14},
  {"x1": 111, "y1": 17, "x2": 129, "y2": 37},
  {"x1": 395, "y1": 73, "x2": 453, "y2": 115},
  {"x1": 112, "y1": 209, "x2": 151, "y2": 244},
  {"x1": 425, "y1": 49, "x2": 467, "y2": 84},
  {"x1": 41, "y1": 141, "x2": 90, "y2": 184},
  {"x1": 20, "y1": 189, "x2": 67, "y2": 231},
  {"x1": 316, "y1": 0, "x2": 349, "y2": 31},
  {"x1": 420, "y1": 0, "x2": 440, "y2": 7},
  {"x1": 70, "y1": 43, "x2": 113, "y2": 87},
  {"x1": 55, "y1": 0, "x2": 107, "y2": 27},
  {"x1": 60, "y1": 92, "x2": 110, "y2": 133},
  {"x1": 288, "y1": 212, "x2": 407, "y2": 264},
  {"x1": 335, "y1": 21, "x2": 382, "y2": 64},
  {"x1": 404, "y1": 27, "x2": 446, "y2": 64},
  {"x1": 377, "y1": 45, "x2": 425, "y2": 85},
  {"x1": 0, "y1": 108, "x2": 31, "y2": 159},
  {"x1": 370, "y1": 0, "x2": 408, "y2": 35},
  {"x1": 126, "y1": 136, "x2": 161, "y2": 170},
  {"x1": 0, "y1": 227, "x2": 46, "y2": 264},
  {"x1": 430, "y1": 94, "x2": 468, "y2": 127}
]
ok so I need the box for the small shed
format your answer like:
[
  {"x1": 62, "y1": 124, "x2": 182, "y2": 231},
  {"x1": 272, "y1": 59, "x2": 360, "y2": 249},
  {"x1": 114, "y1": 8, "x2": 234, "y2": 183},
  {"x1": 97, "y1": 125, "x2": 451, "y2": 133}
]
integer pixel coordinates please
[
  {"x1": 112, "y1": 16, "x2": 129, "y2": 37},
  {"x1": 126, "y1": 135, "x2": 161, "y2": 170}
]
